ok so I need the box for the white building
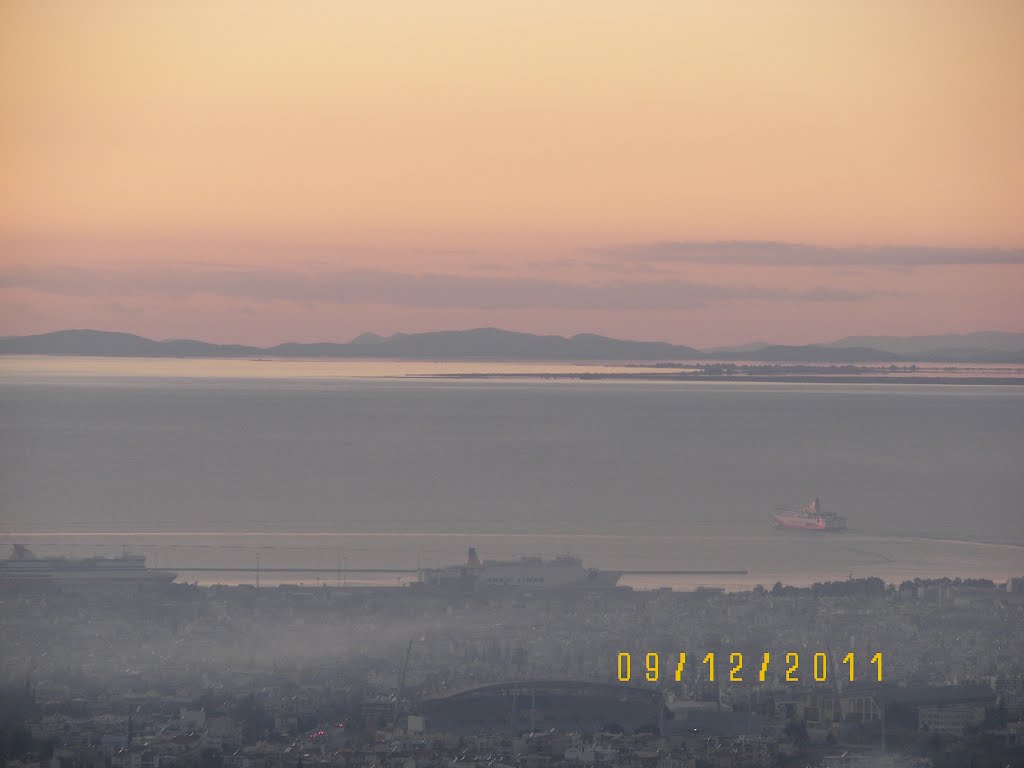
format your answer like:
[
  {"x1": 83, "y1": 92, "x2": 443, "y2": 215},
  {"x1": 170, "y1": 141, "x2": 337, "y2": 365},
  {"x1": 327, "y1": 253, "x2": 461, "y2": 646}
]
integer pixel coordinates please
[{"x1": 917, "y1": 703, "x2": 985, "y2": 735}]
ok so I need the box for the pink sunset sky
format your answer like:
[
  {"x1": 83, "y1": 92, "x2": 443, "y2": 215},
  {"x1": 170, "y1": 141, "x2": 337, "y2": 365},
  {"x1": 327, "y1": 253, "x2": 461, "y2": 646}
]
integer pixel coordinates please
[{"x1": 1, "y1": 0, "x2": 1022, "y2": 347}]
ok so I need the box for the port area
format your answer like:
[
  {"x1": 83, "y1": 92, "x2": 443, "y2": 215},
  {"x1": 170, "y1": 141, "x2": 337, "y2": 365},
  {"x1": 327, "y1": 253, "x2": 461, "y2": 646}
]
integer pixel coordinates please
[{"x1": 156, "y1": 566, "x2": 748, "y2": 591}]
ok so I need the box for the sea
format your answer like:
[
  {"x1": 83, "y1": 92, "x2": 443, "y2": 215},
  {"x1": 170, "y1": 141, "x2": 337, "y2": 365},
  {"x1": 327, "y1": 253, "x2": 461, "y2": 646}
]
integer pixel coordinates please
[{"x1": 1, "y1": 356, "x2": 1022, "y2": 590}]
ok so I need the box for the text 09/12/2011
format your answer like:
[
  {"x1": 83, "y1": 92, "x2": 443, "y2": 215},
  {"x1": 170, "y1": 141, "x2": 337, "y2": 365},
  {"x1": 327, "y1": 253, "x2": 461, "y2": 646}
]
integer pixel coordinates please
[{"x1": 616, "y1": 651, "x2": 883, "y2": 684}]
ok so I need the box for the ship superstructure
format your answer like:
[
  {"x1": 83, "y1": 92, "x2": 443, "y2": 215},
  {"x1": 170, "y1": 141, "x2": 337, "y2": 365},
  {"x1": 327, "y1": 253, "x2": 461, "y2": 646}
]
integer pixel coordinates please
[
  {"x1": 0, "y1": 544, "x2": 177, "y2": 587},
  {"x1": 772, "y1": 497, "x2": 846, "y2": 531},
  {"x1": 419, "y1": 547, "x2": 621, "y2": 589}
]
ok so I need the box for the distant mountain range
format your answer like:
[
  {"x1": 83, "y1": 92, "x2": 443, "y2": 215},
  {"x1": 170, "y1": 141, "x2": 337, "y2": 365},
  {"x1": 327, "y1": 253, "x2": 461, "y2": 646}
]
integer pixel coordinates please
[
  {"x1": 1, "y1": 328, "x2": 1023, "y2": 363},
  {"x1": 824, "y1": 331, "x2": 1024, "y2": 357}
]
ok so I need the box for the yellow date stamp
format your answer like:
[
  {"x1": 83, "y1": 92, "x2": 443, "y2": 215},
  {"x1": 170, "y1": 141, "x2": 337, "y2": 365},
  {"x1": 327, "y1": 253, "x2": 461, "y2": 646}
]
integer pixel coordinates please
[{"x1": 616, "y1": 651, "x2": 883, "y2": 683}]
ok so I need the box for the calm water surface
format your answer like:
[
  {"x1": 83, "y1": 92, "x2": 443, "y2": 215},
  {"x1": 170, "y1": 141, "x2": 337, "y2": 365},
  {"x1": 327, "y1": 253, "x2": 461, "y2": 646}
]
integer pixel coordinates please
[{"x1": 1, "y1": 357, "x2": 1021, "y2": 588}]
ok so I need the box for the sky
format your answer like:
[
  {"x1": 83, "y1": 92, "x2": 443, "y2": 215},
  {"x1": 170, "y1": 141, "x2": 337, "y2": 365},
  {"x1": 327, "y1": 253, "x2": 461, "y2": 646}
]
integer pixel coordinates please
[{"x1": 1, "y1": 0, "x2": 1022, "y2": 347}]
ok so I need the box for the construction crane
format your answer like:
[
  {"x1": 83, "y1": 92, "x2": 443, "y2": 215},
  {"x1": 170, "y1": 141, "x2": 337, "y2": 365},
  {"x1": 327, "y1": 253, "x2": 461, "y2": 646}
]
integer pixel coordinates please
[{"x1": 394, "y1": 637, "x2": 415, "y2": 722}]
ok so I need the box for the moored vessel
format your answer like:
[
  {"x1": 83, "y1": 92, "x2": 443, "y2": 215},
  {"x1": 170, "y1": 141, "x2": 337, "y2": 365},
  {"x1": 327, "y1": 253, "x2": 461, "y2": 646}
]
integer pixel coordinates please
[
  {"x1": 419, "y1": 547, "x2": 621, "y2": 589},
  {"x1": 0, "y1": 544, "x2": 177, "y2": 588}
]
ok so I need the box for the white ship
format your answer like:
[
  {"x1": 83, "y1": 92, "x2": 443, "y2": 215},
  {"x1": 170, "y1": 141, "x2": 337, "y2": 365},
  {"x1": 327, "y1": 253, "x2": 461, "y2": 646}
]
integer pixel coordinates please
[
  {"x1": 419, "y1": 547, "x2": 621, "y2": 589},
  {"x1": 772, "y1": 497, "x2": 847, "y2": 531},
  {"x1": 0, "y1": 544, "x2": 177, "y2": 587}
]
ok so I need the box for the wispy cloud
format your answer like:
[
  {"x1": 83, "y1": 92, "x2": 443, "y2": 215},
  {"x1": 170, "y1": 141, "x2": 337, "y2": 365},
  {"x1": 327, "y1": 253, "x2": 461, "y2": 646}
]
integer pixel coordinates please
[
  {"x1": 0, "y1": 263, "x2": 871, "y2": 310},
  {"x1": 591, "y1": 241, "x2": 1024, "y2": 267}
]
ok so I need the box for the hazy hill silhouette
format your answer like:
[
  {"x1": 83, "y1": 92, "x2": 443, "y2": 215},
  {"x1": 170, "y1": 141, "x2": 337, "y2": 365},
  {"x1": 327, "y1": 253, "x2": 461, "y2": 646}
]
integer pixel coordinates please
[{"x1": 1, "y1": 328, "x2": 1021, "y2": 363}]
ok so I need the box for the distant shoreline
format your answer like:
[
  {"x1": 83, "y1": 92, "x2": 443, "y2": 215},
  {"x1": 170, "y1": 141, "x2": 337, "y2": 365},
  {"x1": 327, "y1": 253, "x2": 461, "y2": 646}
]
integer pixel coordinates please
[
  {"x1": 5, "y1": 354, "x2": 1022, "y2": 385},
  {"x1": 408, "y1": 372, "x2": 1024, "y2": 385}
]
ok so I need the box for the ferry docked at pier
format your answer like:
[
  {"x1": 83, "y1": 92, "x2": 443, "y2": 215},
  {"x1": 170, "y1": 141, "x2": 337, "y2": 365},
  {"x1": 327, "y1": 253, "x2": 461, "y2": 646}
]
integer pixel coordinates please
[
  {"x1": 419, "y1": 547, "x2": 622, "y2": 589},
  {"x1": 0, "y1": 544, "x2": 177, "y2": 587}
]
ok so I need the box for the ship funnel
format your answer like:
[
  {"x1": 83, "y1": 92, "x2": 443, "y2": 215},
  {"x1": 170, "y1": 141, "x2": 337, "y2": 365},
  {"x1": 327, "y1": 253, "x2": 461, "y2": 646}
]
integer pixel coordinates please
[{"x1": 467, "y1": 547, "x2": 481, "y2": 567}]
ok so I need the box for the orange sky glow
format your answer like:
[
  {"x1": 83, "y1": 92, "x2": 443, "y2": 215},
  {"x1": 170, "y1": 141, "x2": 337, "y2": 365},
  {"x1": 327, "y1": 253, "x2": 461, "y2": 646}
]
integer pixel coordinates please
[{"x1": 1, "y1": 0, "x2": 1022, "y2": 346}]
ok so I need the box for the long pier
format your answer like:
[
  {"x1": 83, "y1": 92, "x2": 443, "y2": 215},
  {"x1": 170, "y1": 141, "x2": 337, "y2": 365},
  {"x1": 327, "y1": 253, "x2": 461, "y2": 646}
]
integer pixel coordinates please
[
  {"x1": 616, "y1": 569, "x2": 748, "y2": 575},
  {"x1": 165, "y1": 567, "x2": 748, "y2": 575}
]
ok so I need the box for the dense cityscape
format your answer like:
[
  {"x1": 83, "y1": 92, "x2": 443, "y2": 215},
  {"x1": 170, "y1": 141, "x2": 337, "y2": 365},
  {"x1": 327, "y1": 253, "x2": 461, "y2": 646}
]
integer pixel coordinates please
[{"x1": 3, "y1": 573, "x2": 1023, "y2": 768}]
